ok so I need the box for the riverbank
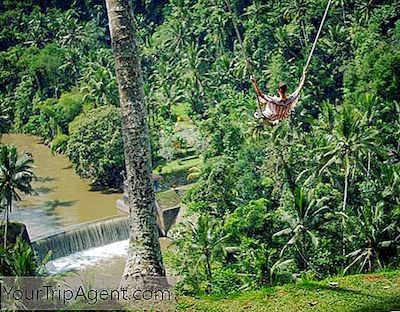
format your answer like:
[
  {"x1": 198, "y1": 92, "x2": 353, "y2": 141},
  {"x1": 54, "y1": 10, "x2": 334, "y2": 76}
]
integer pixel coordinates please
[
  {"x1": 177, "y1": 270, "x2": 400, "y2": 312},
  {"x1": 1, "y1": 133, "x2": 123, "y2": 239}
]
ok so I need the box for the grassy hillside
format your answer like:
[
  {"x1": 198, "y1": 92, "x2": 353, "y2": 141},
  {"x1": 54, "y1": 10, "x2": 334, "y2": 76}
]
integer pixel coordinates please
[{"x1": 177, "y1": 271, "x2": 400, "y2": 312}]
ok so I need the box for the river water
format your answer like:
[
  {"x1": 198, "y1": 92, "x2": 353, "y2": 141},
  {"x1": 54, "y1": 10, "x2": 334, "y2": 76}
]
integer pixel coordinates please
[
  {"x1": 1, "y1": 134, "x2": 175, "y2": 275},
  {"x1": 1, "y1": 133, "x2": 123, "y2": 240}
]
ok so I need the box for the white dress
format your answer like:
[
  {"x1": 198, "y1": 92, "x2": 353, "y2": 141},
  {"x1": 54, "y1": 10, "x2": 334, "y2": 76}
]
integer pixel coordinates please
[{"x1": 254, "y1": 76, "x2": 305, "y2": 123}]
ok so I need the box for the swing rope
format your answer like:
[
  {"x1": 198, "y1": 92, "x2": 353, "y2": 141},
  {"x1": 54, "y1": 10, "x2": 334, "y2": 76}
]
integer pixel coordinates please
[
  {"x1": 223, "y1": 0, "x2": 264, "y2": 116},
  {"x1": 302, "y1": 0, "x2": 333, "y2": 77},
  {"x1": 223, "y1": 0, "x2": 332, "y2": 119},
  {"x1": 223, "y1": 0, "x2": 253, "y2": 75}
]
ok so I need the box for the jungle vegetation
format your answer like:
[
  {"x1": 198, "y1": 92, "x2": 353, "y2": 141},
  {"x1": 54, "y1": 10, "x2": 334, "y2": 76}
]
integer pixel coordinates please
[{"x1": 0, "y1": 0, "x2": 399, "y2": 296}]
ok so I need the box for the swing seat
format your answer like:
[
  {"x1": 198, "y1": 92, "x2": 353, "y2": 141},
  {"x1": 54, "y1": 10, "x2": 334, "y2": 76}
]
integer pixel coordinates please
[
  {"x1": 254, "y1": 109, "x2": 293, "y2": 124},
  {"x1": 254, "y1": 111, "x2": 279, "y2": 124},
  {"x1": 254, "y1": 89, "x2": 300, "y2": 123},
  {"x1": 225, "y1": 0, "x2": 332, "y2": 124},
  {"x1": 254, "y1": 110, "x2": 280, "y2": 124}
]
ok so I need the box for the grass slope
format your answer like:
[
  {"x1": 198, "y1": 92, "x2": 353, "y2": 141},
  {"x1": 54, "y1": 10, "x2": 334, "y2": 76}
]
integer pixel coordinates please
[
  {"x1": 177, "y1": 271, "x2": 400, "y2": 312},
  {"x1": 156, "y1": 189, "x2": 181, "y2": 208}
]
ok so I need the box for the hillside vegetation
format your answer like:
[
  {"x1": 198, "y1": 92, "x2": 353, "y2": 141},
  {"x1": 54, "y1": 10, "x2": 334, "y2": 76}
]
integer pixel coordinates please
[
  {"x1": 0, "y1": 0, "x2": 399, "y2": 299},
  {"x1": 178, "y1": 271, "x2": 400, "y2": 312}
]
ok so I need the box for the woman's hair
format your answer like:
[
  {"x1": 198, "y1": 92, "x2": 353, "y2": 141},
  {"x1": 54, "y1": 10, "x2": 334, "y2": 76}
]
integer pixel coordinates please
[{"x1": 278, "y1": 82, "x2": 288, "y2": 93}]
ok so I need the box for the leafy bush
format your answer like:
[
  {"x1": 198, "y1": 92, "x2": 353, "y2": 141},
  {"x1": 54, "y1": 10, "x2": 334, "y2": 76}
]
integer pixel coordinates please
[
  {"x1": 66, "y1": 106, "x2": 124, "y2": 188},
  {"x1": 0, "y1": 237, "x2": 50, "y2": 276},
  {"x1": 55, "y1": 89, "x2": 85, "y2": 129},
  {"x1": 50, "y1": 133, "x2": 69, "y2": 154}
]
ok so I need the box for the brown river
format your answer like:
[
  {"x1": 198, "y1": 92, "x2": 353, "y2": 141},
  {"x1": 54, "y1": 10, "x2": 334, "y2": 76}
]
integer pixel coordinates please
[{"x1": 1, "y1": 134, "x2": 123, "y2": 240}]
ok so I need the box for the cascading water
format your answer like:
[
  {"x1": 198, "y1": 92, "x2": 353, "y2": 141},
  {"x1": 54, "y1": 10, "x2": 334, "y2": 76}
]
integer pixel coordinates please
[{"x1": 32, "y1": 217, "x2": 130, "y2": 260}]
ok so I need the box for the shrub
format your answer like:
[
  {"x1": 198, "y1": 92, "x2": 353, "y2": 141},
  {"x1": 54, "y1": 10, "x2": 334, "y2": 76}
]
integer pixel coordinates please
[
  {"x1": 50, "y1": 134, "x2": 69, "y2": 154},
  {"x1": 0, "y1": 237, "x2": 50, "y2": 276},
  {"x1": 67, "y1": 106, "x2": 124, "y2": 188}
]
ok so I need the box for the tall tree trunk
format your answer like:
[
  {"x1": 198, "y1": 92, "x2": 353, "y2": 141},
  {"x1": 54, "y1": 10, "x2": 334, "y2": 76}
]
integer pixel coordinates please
[
  {"x1": 105, "y1": 0, "x2": 165, "y2": 291},
  {"x1": 301, "y1": 19, "x2": 308, "y2": 46},
  {"x1": 3, "y1": 207, "x2": 8, "y2": 248},
  {"x1": 3, "y1": 196, "x2": 11, "y2": 248},
  {"x1": 343, "y1": 157, "x2": 349, "y2": 213},
  {"x1": 342, "y1": 152, "x2": 349, "y2": 256},
  {"x1": 367, "y1": 151, "x2": 371, "y2": 177},
  {"x1": 342, "y1": 5, "x2": 346, "y2": 23}
]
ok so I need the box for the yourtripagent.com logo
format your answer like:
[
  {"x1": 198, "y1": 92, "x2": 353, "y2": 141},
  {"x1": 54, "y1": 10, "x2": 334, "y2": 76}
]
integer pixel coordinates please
[{"x1": 0, "y1": 276, "x2": 175, "y2": 311}]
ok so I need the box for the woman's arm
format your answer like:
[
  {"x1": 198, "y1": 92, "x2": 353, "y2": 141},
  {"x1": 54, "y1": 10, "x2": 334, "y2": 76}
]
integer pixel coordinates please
[
  {"x1": 250, "y1": 76, "x2": 276, "y2": 102},
  {"x1": 250, "y1": 76, "x2": 263, "y2": 96}
]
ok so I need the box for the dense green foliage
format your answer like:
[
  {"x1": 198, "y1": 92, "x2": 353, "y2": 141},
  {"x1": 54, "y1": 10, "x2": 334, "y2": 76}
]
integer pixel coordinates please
[
  {"x1": 0, "y1": 145, "x2": 43, "y2": 278},
  {"x1": 0, "y1": 237, "x2": 49, "y2": 276},
  {"x1": 0, "y1": 145, "x2": 35, "y2": 247},
  {"x1": 67, "y1": 106, "x2": 124, "y2": 187},
  {"x1": 0, "y1": 0, "x2": 399, "y2": 296}
]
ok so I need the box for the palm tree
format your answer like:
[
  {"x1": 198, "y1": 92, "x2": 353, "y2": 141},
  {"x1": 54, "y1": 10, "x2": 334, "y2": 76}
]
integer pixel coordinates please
[
  {"x1": 81, "y1": 65, "x2": 118, "y2": 108},
  {"x1": 283, "y1": 0, "x2": 310, "y2": 46},
  {"x1": 171, "y1": 215, "x2": 229, "y2": 289},
  {"x1": 23, "y1": 11, "x2": 49, "y2": 48},
  {"x1": 0, "y1": 145, "x2": 35, "y2": 248},
  {"x1": 318, "y1": 106, "x2": 378, "y2": 218},
  {"x1": 179, "y1": 43, "x2": 205, "y2": 95},
  {"x1": 273, "y1": 186, "x2": 329, "y2": 270},
  {"x1": 344, "y1": 203, "x2": 398, "y2": 274},
  {"x1": 105, "y1": 0, "x2": 166, "y2": 290},
  {"x1": 265, "y1": 120, "x2": 302, "y2": 195},
  {"x1": 316, "y1": 106, "x2": 378, "y2": 254},
  {"x1": 355, "y1": 0, "x2": 376, "y2": 23},
  {"x1": 332, "y1": 0, "x2": 347, "y2": 22},
  {"x1": 156, "y1": 20, "x2": 189, "y2": 53},
  {"x1": 150, "y1": 84, "x2": 185, "y2": 121}
]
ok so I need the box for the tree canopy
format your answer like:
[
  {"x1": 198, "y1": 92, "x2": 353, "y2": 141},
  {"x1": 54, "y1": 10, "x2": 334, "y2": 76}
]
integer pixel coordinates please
[{"x1": 0, "y1": 0, "x2": 399, "y2": 295}]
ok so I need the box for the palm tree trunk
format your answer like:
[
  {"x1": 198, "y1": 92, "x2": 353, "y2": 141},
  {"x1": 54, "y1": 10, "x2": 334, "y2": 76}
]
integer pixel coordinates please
[
  {"x1": 3, "y1": 197, "x2": 11, "y2": 248},
  {"x1": 3, "y1": 208, "x2": 8, "y2": 248},
  {"x1": 343, "y1": 167, "x2": 348, "y2": 213},
  {"x1": 205, "y1": 253, "x2": 212, "y2": 282},
  {"x1": 301, "y1": 19, "x2": 308, "y2": 46},
  {"x1": 205, "y1": 250, "x2": 212, "y2": 293},
  {"x1": 342, "y1": 5, "x2": 345, "y2": 23},
  {"x1": 342, "y1": 152, "x2": 349, "y2": 255},
  {"x1": 105, "y1": 0, "x2": 165, "y2": 291}
]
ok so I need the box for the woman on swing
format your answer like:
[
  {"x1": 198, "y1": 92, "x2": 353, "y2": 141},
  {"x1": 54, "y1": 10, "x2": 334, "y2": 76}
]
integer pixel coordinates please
[
  {"x1": 250, "y1": 74, "x2": 306, "y2": 124},
  {"x1": 222, "y1": 0, "x2": 331, "y2": 124}
]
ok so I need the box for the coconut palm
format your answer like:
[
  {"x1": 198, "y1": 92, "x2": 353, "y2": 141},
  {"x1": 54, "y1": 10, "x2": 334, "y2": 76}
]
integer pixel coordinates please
[
  {"x1": 355, "y1": 0, "x2": 376, "y2": 23},
  {"x1": 179, "y1": 43, "x2": 206, "y2": 94},
  {"x1": 344, "y1": 203, "x2": 399, "y2": 274},
  {"x1": 318, "y1": 106, "x2": 378, "y2": 216},
  {"x1": 105, "y1": 0, "x2": 165, "y2": 291},
  {"x1": 283, "y1": 0, "x2": 310, "y2": 46},
  {"x1": 0, "y1": 145, "x2": 35, "y2": 248},
  {"x1": 332, "y1": 0, "x2": 348, "y2": 22},
  {"x1": 157, "y1": 20, "x2": 190, "y2": 53},
  {"x1": 171, "y1": 214, "x2": 229, "y2": 287},
  {"x1": 80, "y1": 65, "x2": 118, "y2": 107},
  {"x1": 273, "y1": 186, "x2": 329, "y2": 270},
  {"x1": 316, "y1": 106, "x2": 379, "y2": 256},
  {"x1": 23, "y1": 11, "x2": 49, "y2": 48}
]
